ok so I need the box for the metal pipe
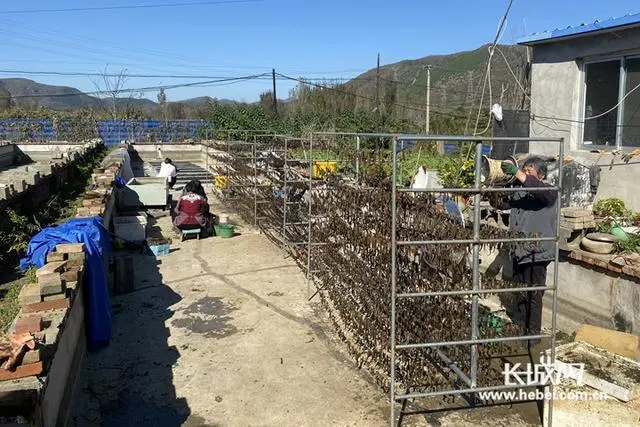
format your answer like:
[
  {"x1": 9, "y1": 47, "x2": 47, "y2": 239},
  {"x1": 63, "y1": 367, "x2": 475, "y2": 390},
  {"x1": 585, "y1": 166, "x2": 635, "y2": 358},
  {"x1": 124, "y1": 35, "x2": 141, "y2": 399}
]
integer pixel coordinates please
[
  {"x1": 434, "y1": 348, "x2": 472, "y2": 387},
  {"x1": 470, "y1": 140, "x2": 482, "y2": 388},
  {"x1": 396, "y1": 334, "x2": 546, "y2": 349},
  {"x1": 548, "y1": 137, "x2": 564, "y2": 427},
  {"x1": 313, "y1": 131, "x2": 562, "y2": 142},
  {"x1": 397, "y1": 285, "x2": 553, "y2": 298},
  {"x1": 253, "y1": 140, "x2": 258, "y2": 227},
  {"x1": 397, "y1": 186, "x2": 560, "y2": 193},
  {"x1": 355, "y1": 136, "x2": 361, "y2": 188},
  {"x1": 396, "y1": 382, "x2": 547, "y2": 400},
  {"x1": 306, "y1": 135, "x2": 314, "y2": 293},
  {"x1": 397, "y1": 236, "x2": 556, "y2": 245},
  {"x1": 282, "y1": 137, "x2": 288, "y2": 251},
  {"x1": 389, "y1": 136, "x2": 399, "y2": 427}
]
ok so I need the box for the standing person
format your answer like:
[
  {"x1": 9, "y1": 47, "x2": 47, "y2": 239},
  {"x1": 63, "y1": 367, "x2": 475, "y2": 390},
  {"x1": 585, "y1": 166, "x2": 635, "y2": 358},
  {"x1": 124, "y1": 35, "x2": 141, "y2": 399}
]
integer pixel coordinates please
[
  {"x1": 157, "y1": 157, "x2": 177, "y2": 189},
  {"x1": 500, "y1": 156, "x2": 558, "y2": 346}
]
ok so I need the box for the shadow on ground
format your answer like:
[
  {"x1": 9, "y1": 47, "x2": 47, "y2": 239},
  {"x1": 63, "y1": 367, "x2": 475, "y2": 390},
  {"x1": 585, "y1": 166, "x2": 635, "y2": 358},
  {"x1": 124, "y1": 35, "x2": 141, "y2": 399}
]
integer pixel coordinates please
[{"x1": 68, "y1": 253, "x2": 200, "y2": 427}]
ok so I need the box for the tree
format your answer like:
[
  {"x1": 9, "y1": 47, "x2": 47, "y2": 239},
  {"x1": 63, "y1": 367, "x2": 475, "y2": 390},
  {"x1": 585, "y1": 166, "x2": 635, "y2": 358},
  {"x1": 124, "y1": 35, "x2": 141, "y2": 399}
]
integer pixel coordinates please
[
  {"x1": 157, "y1": 87, "x2": 167, "y2": 123},
  {"x1": 167, "y1": 102, "x2": 186, "y2": 120},
  {"x1": 259, "y1": 90, "x2": 276, "y2": 117},
  {"x1": 91, "y1": 66, "x2": 128, "y2": 119},
  {"x1": 383, "y1": 79, "x2": 397, "y2": 118},
  {"x1": 0, "y1": 86, "x2": 11, "y2": 111}
]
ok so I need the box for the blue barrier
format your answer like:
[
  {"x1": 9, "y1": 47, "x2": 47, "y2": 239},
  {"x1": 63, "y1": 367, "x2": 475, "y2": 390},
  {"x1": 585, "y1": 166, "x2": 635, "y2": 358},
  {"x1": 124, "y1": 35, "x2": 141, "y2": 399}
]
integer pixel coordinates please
[{"x1": 0, "y1": 119, "x2": 213, "y2": 146}]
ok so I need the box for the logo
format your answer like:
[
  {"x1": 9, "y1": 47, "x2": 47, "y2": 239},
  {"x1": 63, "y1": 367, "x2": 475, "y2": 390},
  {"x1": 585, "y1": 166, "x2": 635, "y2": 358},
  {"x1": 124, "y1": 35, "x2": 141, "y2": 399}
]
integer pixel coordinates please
[{"x1": 502, "y1": 355, "x2": 584, "y2": 386}]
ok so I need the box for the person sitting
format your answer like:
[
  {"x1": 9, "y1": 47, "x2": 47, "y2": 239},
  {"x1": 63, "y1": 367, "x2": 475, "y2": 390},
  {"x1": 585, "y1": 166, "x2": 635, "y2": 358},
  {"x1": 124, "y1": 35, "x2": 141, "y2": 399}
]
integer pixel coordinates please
[
  {"x1": 157, "y1": 157, "x2": 177, "y2": 189},
  {"x1": 173, "y1": 180, "x2": 212, "y2": 235},
  {"x1": 183, "y1": 178, "x2": 207, "y2": 201}
]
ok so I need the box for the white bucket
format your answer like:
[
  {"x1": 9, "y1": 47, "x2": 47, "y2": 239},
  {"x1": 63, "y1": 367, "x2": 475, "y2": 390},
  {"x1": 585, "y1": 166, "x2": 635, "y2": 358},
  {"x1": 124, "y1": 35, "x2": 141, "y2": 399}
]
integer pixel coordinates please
[{"x1": 219, "y1": 214, "x2": 229, "y2": 224}]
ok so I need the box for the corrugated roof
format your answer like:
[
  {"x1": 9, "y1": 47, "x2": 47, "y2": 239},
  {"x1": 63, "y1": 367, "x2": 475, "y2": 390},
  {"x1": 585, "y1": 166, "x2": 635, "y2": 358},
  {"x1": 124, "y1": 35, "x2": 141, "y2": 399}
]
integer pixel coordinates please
[{"x1": 517, "y1": 12, "x2": 640, "y2": 45}]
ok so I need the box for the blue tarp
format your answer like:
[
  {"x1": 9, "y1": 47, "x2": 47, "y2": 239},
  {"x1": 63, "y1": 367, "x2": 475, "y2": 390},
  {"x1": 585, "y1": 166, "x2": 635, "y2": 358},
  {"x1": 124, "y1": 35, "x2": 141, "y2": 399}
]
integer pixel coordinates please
[{"x1": 19, "y1": 216, "x2": 112, "y2": 352}]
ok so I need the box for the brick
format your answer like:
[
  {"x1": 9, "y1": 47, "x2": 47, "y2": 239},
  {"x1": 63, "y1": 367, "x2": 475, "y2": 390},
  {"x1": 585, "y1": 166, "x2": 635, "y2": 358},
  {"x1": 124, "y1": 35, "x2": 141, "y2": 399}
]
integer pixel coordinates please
[
  {"x1": 0, "y1": 362, "x2": 43, "y2": 381},
  {"x1": 38, "y1": 274, "x2": 63, "y2": 296},
  {"x1": 76, "y1": 207, "x2": 91, "y2": 216},
  {"x1": 14, "y1": 316, "x2": 43, "y2": 334},
  {"x1": 88, "y1": 206, "x2": 104, "y2": 215},
  {"x1": 34, "y1": 331, "x2": 46, "y2": 344},
  {"x1": 61, "y1": 269, "x2": 79, "y2": 283},
  {"x1": 35, "y1": 261, "x2": 66, "y2": 278},
  {"x1": 65, "y1": 281, "x2": 78, "y2": 291},
  {"x1": 65, "y1": 257, "x2": 84, "y2": 268},
  {"x1": 55, "y1": 243, "x2": 85, "y2": 253},
  {"x1": 18, "y1": 282, "x2": 42, "y2": 305},
  {"x1": 562, "y1": 208, "x2": 593, "y2": 218},
  {"x1": 82, "y1": 198, "x2": 103, "y2": 207},
  {"x1": 23, "y1": 298, "x2": 70, "y2": 313},
  {"x1": 46, "y1": 251, "x2": 66, "y2": 262},
  {"x1": 21, "y1": 349, "x2": 41, "y2": 365},
  {"x1": 43, "y1": 293, "x2": 66, "y2": 301}
]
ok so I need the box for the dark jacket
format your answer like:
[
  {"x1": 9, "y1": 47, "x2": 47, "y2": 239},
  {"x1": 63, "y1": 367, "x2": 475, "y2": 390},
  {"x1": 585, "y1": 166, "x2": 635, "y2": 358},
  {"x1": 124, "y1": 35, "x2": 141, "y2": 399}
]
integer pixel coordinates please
[{"x1": 508, "y1": 175, "x2": 558, "y2": 265}]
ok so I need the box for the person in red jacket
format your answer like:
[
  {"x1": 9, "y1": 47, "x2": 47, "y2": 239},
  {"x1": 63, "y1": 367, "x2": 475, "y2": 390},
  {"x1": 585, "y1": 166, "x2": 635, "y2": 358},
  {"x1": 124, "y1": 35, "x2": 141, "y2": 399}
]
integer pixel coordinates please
[{"x1": 173, "y1": 180, "x2": 212, "y2": 234}]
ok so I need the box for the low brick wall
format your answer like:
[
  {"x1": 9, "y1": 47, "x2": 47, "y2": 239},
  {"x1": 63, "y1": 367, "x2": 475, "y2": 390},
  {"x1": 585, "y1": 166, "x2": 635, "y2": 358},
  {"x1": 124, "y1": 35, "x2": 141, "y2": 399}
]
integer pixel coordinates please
[{"x1": 0, "y1": 146, "x2": 125, "y2": 426}]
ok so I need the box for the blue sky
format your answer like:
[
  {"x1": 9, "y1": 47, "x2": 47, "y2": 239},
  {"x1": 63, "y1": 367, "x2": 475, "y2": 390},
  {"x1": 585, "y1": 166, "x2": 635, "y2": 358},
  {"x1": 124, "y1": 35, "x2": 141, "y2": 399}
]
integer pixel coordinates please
[{"x1": 0, "y1": 0, "x2": 638, "y2": 103}]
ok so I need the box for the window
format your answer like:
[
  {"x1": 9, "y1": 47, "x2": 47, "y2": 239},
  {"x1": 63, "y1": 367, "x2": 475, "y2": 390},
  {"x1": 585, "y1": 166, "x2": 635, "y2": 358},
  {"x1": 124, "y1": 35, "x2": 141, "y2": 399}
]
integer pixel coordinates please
[{"x1": 583, "y1": 56, "x2": 640, "y2": 148}]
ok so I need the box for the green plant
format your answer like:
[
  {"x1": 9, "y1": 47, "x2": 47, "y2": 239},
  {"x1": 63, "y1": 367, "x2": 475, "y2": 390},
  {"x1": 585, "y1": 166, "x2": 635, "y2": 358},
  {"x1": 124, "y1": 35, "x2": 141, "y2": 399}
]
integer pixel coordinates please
[
  {"x1": 615, "y1": 233, "x2": 640, "y2": 253},
  {"x1": 436, "y1": 155, "x2": 475, "y2": 188},
  {"x1": 0, "y1": 282, "x2": 22, "y2": 332},
  {"x1": 25, "y1": 265, "x2": 37, "y2": 284},
  {"x1": 594, "y1": 198, "x2": 628, "y2": 217},
  {"x1": 6, "y1": 209, "x2": 40, "y2": 253}
]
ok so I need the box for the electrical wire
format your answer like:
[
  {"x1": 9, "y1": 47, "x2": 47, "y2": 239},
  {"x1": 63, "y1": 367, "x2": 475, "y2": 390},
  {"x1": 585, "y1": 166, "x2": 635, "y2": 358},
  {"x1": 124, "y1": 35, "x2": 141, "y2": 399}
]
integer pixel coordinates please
[
  {"x1": 471, "y1": 0, "x2": 512, "y2": 136},
  {"x1": 495, "y1": 45, "x2": 640, "y2": 124},
  {"x1": 7, "y1": 74, "x2": 268, "y2": 99},
  {"x1": 0, "y1": 0, "x2": 263, "y2": 14},
  {"x1": 276, "y1": 72, "x2": 468, "y2": 119}
]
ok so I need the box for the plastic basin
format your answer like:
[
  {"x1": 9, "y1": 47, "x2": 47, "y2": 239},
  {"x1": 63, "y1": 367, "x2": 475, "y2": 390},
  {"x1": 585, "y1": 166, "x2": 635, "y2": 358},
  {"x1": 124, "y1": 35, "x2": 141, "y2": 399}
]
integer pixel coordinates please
[{"x1": 214, "y1": 223, "x2": 235, "y2": 238}]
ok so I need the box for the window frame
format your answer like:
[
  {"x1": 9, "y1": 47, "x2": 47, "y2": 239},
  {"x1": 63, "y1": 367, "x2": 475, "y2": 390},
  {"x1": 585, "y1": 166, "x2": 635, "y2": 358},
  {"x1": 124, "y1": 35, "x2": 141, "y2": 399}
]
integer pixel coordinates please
[{"x1": 580, "y1": 52, "x2": 640, "y2": 151}]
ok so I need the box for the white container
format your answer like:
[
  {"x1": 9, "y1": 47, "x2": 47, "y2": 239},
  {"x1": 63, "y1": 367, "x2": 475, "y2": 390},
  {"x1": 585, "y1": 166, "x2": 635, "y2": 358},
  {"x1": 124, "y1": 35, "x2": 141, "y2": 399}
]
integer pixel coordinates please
[
  {"x1": 114, "y1": 214, "x2": 148, "y2": 243},
  {"x1": 218, "y1": 214, "x2": 229, "y2": 224}
]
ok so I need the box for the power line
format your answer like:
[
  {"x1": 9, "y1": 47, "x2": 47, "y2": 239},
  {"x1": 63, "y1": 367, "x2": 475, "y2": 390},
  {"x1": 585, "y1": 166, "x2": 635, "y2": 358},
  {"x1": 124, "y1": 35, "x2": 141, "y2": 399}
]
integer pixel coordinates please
[
  {"x1": 7, "y1": 75, "x2": 267, "y2": 100},
  {"x1": 0, "y1": 0, "x2": 263, "y2": 14},
  {"x1": 471, "y1": 0, "x2": 513, "y2": 136},
  {"x1": 276, "y1": 72, "x2": 468, "y2": 119},
  {"x1": 0, "y1": 69, "x2": 269, "y2": 80}
]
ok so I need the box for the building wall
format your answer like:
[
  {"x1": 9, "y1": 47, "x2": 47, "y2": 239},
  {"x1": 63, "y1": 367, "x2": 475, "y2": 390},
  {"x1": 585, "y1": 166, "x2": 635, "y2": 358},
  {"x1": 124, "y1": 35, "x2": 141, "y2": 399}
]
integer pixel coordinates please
[{"x1": 527, "y1": 26, "x2": 640, "y2": 210}]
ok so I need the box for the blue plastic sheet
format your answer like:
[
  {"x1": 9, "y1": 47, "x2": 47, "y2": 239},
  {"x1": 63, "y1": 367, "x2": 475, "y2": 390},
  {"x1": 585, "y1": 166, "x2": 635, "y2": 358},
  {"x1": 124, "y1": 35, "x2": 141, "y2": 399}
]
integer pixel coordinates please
[{"x1": 20, "y1": 216, "x2": 112, "y2": 352}]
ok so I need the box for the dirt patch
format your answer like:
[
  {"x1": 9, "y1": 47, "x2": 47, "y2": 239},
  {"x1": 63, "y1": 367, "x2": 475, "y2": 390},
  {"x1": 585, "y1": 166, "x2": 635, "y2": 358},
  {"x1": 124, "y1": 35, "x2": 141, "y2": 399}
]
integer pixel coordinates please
[{"x1": 171, "y1": 296, "x2": 238, "y2": 338}]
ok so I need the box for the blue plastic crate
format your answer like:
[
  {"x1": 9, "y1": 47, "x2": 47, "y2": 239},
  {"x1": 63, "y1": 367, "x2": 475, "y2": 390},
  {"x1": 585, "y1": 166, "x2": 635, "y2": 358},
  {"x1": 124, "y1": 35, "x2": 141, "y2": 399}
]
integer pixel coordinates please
[{"x1": 149, "y1": 243, "x2": 170, "y2": 257}]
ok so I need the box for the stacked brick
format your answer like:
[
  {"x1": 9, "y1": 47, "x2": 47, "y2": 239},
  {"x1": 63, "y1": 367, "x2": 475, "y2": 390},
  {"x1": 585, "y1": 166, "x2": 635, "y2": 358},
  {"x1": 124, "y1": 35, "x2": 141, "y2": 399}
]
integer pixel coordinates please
[
  {"x1": 0, "y1": 243, "x2": 87, "y2": 381},
  {"x1": 76, "y1": 161, "x2": 121, "y2": 218},
  {"x1": 560, "y1": 207, "x2": 596, "y2": 230}
]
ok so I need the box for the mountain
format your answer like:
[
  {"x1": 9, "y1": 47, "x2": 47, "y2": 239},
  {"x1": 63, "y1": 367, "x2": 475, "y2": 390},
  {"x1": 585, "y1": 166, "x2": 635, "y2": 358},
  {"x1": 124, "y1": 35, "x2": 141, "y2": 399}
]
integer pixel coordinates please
[
  {"x1": 0, "y1": 78, "x2": 100, "y2": 110},
  {"x1": 344, "y1": 44, "x2": 529, "y2": 121},
  {"x1": 0, "y1": 78, "x2": 238, "y2": 113}
]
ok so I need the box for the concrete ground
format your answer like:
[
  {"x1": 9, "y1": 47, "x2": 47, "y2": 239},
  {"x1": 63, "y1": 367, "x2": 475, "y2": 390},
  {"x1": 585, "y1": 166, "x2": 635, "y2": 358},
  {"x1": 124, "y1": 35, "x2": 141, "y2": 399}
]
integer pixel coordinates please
[
  {"x1": 67, "y1": 187, "x2": 540, "y2": 427},
  {"x1": 68, "y1": 196, "x2": 395, "y2": 427}
]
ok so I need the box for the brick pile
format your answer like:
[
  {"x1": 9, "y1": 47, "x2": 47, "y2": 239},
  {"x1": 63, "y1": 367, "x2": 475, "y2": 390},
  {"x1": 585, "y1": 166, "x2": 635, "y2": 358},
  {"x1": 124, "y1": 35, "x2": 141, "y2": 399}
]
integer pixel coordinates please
[
  {"x1": 76, "y1": 161, "x2": 121, "y2": 218},
  {"x1": 560, "y1": 207, "x2": 596, "y2": 231},
  {"x1": 0, "y1": 243, "x2": 87, "y2": 382}
]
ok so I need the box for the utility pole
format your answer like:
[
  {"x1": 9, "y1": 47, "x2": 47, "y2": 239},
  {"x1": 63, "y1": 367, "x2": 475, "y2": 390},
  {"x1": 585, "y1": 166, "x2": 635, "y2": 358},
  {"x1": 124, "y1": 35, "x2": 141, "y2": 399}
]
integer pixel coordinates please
[
  {"x1": 375, "y1": 53, "x2": 380, "y2": 113},
  {"x1": 272, "y1": 68, "x2": 278, "y2": 116},
  {"x1": 425, "y1": 65, "x2": 431, "y2": 134}
]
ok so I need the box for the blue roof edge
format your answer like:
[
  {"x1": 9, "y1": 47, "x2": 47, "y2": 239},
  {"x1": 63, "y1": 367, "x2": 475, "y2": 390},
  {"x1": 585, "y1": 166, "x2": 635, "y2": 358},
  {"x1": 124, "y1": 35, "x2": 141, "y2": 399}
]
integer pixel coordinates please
[{"x1": 517, "y1": 12, "x2": 640, "y2": 45}]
